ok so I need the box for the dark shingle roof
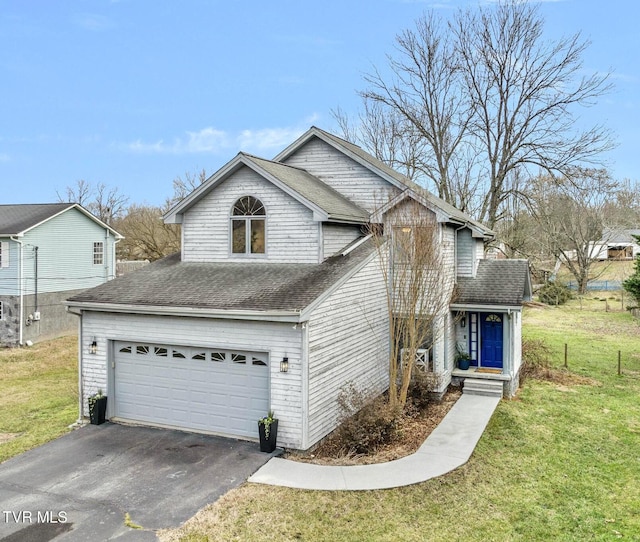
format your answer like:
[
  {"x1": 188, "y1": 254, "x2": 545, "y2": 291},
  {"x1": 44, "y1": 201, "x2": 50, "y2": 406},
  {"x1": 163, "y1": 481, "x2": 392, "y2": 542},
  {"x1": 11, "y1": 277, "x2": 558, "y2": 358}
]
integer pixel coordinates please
[
  {"x1": 0, "y1": 203, "x2": 74, "y2": 235},
  {"x1": 67, "y1": 239, "x2": 377, "y2": 313},
  {"x1": 456, "y1": 259, "x2": 531, "y2": 307},
  {"x1": 243, "y1": 154, "x2": 369, "y2": 222}
]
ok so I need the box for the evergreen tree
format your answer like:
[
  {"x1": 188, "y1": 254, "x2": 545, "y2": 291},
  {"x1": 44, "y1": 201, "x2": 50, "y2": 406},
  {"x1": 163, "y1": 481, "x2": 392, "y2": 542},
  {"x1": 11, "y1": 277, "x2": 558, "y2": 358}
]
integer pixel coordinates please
[{"x1": 622, "y1": 235, "x2": 640, "y2": 305}]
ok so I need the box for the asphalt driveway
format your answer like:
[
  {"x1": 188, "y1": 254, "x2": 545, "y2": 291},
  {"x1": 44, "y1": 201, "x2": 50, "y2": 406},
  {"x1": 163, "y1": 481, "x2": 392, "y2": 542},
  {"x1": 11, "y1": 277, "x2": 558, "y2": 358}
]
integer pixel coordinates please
[{"x1": 0, "y1": 423, "x2": 276, "y2": 541}]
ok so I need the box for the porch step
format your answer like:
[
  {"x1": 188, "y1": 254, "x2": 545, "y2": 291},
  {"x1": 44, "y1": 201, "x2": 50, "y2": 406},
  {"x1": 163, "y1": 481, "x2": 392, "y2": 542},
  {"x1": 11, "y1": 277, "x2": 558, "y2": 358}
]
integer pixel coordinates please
[{"x1": 463, "y1": 378, "x2": 504, "y2": 398}]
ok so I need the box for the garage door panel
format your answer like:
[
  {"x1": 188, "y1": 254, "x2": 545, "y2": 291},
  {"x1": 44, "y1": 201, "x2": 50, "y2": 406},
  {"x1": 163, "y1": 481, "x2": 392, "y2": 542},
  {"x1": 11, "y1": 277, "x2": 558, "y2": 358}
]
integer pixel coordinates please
[{"x1": 114, "y1": 342, "x2": 269, "y2": 439}]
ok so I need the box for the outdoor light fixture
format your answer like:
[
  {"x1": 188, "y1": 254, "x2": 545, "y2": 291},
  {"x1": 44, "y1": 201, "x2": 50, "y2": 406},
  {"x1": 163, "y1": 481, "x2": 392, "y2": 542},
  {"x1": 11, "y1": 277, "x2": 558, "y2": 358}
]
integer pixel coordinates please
[
  {"x1": 280, "y1": 356, "x2": 289, "y2": 373},
  {"x1": 460, "y1": 316, "x2": 466, "y2": 328},
  {"x1": 89, "y1": 338, "x2": 98, "y2": 355}
]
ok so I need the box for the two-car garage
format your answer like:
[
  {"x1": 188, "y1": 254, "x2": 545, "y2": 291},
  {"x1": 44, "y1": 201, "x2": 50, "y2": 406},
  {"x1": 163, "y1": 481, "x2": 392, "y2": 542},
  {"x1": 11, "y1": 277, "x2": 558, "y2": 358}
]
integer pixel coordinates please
[{"x1": 112, "y1": 341, "x2": 270, "y2": 439}]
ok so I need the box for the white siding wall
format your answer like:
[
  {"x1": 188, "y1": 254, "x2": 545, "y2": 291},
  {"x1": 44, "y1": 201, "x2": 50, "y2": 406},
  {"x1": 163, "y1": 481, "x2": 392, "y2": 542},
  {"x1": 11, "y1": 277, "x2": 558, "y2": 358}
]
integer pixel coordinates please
[
  {"x1": 182, "y1": 166, "x2": 320, "y2": 263},
  {"x1": 306, "y1": 255, "x2": 389, "y2": 448},
  {"x1": 474, "y1": 238, "x2": 485, "y2": 273},
  {"x1": 512, "y1": 310, "x2": 522, "y2": 375},
  {"x1": 282, "y1": 138, "x2": 399, "y2": 212},
  {"x1": 322, "y1": 224, "x2": 363, "y2": 258},
  {"x1": 456, "y1": 228, "x2": 475, "y2": 277},
  {"x1": 80, "y1": 312, "x2": 305, "y2": 448}
]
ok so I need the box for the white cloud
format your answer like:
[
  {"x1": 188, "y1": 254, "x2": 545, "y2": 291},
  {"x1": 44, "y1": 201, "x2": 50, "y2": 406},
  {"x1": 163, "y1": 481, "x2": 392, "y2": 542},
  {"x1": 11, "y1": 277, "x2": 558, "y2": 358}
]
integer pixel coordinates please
[
  {"x1": 237, "y1": 127, "x2": 303, "y2": 153},
  {"x1": 126, "y1": 128, "x2": 230, "y2": 154},
  {"x1": 124, "y1": 117, "x2": 321, "y2": 157},
  {"x1": 72, "y1": 13, "x2": 113, "y2": 31}
]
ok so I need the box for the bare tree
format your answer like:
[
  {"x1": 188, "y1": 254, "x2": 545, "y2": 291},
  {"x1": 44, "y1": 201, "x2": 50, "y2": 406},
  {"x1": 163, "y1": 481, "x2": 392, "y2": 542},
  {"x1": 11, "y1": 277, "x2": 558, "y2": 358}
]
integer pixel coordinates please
[
  {"x1": 58, "y1": 180, "x2": 129, "y2": 224},
  {"x1": 370, "y1": 198, "x2": 454, "y2": 408},
  {"x1": 526, "y1": 168, "x2": 623, "y2": 294},
  {"x1": 453, "y1": 1, "x2": 613, "y2": 227},
  {"x1": 343, "y1": 1, "x2": 614, "y2": 229},
  {"x1": 167, "y1": 168, "x2": 208, "y2": 208},
  {"x1": 115, "y1": 169, "x2": 207, "y2": 261},
  {"x1": 115, "y1": 204, "x2": 180, "y2": 261}
]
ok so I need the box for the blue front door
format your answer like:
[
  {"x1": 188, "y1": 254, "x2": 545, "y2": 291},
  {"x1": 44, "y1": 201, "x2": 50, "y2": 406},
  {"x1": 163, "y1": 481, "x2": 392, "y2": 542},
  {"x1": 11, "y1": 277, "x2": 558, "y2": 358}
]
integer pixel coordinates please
[{"x1": 481, "y1": 313, "x2": 503, "y2": 368}]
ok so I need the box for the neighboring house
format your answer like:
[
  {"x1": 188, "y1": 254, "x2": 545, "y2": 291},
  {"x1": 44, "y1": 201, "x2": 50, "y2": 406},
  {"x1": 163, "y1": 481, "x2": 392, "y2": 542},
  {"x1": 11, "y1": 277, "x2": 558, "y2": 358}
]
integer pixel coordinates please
[
  {"x1": 592, "y1": 229, "x2": 640, "y2": 260},
  {"x1": 0, "y1": 203, "x2": 122, "y2": 346},
  {"x1": 66, "y1": 127, "x2": 531, "y2": 451}
]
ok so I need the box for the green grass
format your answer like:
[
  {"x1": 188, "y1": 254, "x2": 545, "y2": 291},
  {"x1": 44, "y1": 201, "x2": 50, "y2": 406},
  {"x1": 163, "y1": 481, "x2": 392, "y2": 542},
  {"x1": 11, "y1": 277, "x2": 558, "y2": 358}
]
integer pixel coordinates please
[
  {"x1": 160, "y1": 299, "x2": 640, "y2": 542},
  {"x1": 554, "y1": 259, "x2": 635, "y2": 284},
  {"x1": 0, "y1": 335, "x2": 78, "y2": 463}
]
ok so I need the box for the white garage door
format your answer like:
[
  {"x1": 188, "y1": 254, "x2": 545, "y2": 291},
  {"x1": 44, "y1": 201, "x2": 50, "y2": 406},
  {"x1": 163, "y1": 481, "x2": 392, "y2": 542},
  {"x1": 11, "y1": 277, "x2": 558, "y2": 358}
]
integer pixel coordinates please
[{"x1": 113, "y1": 342, "x2": 269, "y2": 439}]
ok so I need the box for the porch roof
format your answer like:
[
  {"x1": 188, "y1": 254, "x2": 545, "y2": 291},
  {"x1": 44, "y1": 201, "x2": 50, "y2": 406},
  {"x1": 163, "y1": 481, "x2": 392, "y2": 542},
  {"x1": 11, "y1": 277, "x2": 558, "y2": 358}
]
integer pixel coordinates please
[{"x1": 454, "y1": 259, "x2": 531, "y2": 308}]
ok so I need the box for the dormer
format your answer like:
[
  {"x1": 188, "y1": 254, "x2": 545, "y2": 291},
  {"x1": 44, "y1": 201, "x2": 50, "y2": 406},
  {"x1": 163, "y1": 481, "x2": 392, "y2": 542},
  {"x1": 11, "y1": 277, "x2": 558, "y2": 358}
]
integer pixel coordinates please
[{"x1": 164, "y1": 153, "x2": 369, "y2": 264}]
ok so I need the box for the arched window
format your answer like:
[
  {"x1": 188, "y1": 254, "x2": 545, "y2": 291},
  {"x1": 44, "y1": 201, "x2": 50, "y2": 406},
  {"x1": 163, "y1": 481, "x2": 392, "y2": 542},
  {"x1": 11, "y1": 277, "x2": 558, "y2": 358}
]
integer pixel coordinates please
[{"x1": 231, "y1": 196, "x2": 266, "y2": 254}]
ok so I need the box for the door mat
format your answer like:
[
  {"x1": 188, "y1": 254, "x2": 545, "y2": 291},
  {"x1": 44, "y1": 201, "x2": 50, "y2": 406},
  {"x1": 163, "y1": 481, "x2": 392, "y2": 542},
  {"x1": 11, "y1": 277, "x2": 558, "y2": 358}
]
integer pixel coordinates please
[{"x1": 475, "y1": 368, "x2": 502, "y2": 374}]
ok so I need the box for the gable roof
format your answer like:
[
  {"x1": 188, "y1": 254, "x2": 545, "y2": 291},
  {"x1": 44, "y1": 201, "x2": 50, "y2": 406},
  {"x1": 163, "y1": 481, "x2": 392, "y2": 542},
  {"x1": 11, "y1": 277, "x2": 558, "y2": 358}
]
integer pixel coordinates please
[
  {"x1": 275, "y1": 127, "x2": 494, "y2": 239},
  {"x1": 0, "y1": 203, "x2": 123, "y2": 238},
  {"x1": 66, "y1": 237, "x2": 378, "y2": 320},
  {"x1": 242, "y1": 154, "x2": 369, "y2": 222},
  {"x1": 598, "y1": 228, "x2": 640, "y2": 245},
  {"x1": 453, "y1": 259, "x2": 532, "y2": 308},
  {"x1": 164, "y1": 152, "x2": 369, "y2": 225}
]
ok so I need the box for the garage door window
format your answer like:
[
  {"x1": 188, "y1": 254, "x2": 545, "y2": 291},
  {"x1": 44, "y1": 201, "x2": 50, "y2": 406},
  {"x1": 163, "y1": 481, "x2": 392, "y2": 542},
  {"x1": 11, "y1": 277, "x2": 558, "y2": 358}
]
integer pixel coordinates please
[{"x1": 116, "y1": 344, "x2": 269, "y2": 368}]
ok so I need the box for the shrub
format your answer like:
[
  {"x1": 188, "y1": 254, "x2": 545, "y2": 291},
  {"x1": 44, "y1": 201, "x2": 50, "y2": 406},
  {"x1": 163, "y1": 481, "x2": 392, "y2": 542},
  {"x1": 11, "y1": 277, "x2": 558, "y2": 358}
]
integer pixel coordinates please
[
  {"x1": 329, "y1": 383, "x2": 403, "y2": 456},
  {"x1": 538, "y1": 281, "x2": 573, "y2": 305},
  {"x1": 407, "y1": 368, "x2": 440, "y2": 411},
  {"x1": 520, "y1": 338, "x2": 553, "y2": 383}
]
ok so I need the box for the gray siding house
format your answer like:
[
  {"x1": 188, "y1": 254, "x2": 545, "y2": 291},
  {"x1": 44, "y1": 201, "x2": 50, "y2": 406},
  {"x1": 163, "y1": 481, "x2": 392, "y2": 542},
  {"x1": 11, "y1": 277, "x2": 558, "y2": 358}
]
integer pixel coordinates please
[
  {"x1": 0, "y1": 203, "x2": 122, "y2": 346},
  {"x1": 67, "y1": 127, "x2": 531, "y2": 450}
]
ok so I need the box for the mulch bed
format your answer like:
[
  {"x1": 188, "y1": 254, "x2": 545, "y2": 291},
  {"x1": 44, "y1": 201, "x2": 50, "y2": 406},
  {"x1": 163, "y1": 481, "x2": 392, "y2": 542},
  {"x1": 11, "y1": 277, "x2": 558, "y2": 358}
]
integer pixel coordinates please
[{"x1": 286, "y1": 387, "x2": 462, "y2": 466}]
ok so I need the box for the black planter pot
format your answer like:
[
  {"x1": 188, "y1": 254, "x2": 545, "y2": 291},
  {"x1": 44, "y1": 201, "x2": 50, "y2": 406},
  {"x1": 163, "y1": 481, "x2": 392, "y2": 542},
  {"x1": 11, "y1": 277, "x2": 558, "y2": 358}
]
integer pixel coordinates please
[
  {"x1": 89, "y1": 396, "x2": 107, "y2": 425},
  {"x1": 258, "y1": 419, "x2": 278, "y2": 453}
]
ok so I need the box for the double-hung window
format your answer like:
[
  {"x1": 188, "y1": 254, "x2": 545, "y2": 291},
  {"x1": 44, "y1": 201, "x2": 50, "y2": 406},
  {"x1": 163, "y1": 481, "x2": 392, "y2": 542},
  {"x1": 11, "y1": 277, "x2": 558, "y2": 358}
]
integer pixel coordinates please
[
  {"x1": 93, "y1": 242, "x2": 104, "y2": 265},
  {"x1": 231, "y1": 196, "x2": 266, "y2": 255}
]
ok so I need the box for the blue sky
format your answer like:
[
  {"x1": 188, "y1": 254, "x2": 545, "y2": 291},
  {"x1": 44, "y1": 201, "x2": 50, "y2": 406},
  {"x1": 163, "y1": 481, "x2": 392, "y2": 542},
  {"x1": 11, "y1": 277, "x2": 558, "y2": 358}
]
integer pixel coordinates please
[{"x1": 1, "y1": 0, "x2": 639, "y2": 207}]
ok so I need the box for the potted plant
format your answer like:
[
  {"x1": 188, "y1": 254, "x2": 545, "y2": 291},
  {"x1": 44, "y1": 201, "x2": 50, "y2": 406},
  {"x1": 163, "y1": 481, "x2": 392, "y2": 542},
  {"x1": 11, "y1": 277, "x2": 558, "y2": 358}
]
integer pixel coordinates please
[
  {"x1": 257, "y1": 410, "x2": 278, "y2": 452},
  {"x1": 88, "y1": 389, "x2": 107, "y2": 425},
  {"x1": 455, "y1": 347, "x2": 472, "y2": 371}
]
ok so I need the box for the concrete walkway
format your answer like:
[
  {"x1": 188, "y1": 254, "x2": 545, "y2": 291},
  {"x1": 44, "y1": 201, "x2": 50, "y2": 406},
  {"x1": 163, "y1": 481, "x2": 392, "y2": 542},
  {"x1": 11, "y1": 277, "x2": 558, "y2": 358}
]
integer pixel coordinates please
[{"x1": 249, "y1": 393, "x2": 501, "y2": 490}]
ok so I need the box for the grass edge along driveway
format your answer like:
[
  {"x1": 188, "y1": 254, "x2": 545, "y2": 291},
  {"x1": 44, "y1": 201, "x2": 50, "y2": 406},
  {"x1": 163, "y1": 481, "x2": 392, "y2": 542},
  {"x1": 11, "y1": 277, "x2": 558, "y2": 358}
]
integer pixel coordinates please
[{"x1": 0, "y1": 335, "x2": 78, "y2": 464}]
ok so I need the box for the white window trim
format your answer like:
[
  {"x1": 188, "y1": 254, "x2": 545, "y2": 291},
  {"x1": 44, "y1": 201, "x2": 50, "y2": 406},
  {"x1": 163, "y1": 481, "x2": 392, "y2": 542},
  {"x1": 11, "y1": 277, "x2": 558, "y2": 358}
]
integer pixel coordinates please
[
  {"x1": 0, "y1": 241, "x2": 9, "y2": 268},
  {"x1": 93, "y1": 242, "x2": 104, "y2": 265},
  {"x1": 229, "y1": 196, "x2": 267, "y2": 257}
]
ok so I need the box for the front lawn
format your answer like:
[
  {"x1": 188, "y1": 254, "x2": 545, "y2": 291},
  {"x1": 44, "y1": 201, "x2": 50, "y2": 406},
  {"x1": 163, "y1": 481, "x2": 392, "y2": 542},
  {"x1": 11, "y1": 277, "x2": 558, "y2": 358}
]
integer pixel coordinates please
[
  {"x1": 160, "y1": 298, "x2": 640, "y2": 542},
  {"x1": 0, "y1": 335, "x2": 78, "y2": 463}
]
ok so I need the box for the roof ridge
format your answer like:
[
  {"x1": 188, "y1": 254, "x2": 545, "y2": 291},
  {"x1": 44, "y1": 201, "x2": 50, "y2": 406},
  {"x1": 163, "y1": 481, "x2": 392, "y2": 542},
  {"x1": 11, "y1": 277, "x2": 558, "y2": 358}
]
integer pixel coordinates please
[{"x1": 240, "y1": 152, "x2": 310, "y2": 174}]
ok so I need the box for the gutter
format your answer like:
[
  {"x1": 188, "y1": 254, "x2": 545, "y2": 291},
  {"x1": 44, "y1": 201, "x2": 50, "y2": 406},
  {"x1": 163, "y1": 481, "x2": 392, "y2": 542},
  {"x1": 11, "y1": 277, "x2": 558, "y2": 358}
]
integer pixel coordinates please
[
  {"x1": 63, "y1": 301, "x2": 303, "y2": 322},
  {"x1": 450, "y1": 303, "x2": 522, "y2": 312}
]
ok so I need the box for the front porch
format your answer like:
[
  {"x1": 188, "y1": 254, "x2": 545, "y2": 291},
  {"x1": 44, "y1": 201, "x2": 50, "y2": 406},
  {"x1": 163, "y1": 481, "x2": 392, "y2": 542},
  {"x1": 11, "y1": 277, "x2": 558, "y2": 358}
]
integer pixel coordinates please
[{"x1": 451, "y1": 367, "x2": 514, "y2": 398}]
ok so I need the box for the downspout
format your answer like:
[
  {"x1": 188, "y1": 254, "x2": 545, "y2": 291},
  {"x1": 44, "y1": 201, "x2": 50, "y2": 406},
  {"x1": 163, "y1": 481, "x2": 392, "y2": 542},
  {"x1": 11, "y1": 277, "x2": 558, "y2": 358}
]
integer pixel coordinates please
[
  {"x1": 34, "y1": 246, "x2": 38, "y2": 311},
  {"x1": 112, "y1": 234, "x2": 122, "y2": 280},
  {"x1": 66, "y1": 305, "x2": 84, "y2": 423},
  {"x1": 10, "y1": 236, "x2": 24, "y2": 345},
  {"x1": 104, "y1": 231, "x2": 109, "y2": 282}
]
